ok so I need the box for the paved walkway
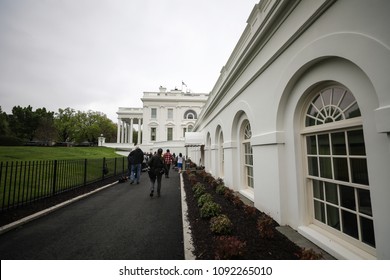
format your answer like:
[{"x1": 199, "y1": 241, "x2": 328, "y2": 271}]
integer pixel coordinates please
[{"x1": 0, "y1": 170, "x2": 185, "y2": 260}]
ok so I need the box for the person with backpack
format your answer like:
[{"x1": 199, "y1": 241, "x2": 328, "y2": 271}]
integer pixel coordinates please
[
  {"x1": 147, "y1": 148, "x2": 166, "y2": 197},
  {"x1": 128, "y1": 145, "x2": 144, "y2": 184}
]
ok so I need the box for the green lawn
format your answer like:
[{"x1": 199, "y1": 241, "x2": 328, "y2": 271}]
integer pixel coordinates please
[
  {"x1": 0, "y1": 146, "x2": 123, "y2": 162},
  {"x1": 0, "y1": 146, "x2": 127, "y2": 210}
]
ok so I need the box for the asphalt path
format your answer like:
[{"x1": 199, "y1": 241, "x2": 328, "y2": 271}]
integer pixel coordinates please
[{"x1": 0, "y1": 170, "x2": 184, "y2": 260}]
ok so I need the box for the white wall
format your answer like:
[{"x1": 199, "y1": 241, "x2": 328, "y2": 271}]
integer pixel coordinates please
[{"x1": 193, "y1": 0, "x2": 390, "y2": 259}]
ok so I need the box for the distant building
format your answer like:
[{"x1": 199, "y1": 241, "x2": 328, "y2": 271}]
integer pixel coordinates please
[
  {"x1": 187, "y1": 0, "x2": 390, "y2": 259},
  {"x1": 115, "y1": 86, "x2": 208, "y2": 154}
]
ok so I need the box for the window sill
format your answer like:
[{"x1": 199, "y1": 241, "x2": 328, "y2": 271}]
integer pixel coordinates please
[{"x1": 298, "y1": 224, "x2": 376, "y2": 260}]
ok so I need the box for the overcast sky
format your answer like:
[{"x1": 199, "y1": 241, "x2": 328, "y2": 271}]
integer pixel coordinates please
[{"x1": 0, "y1": 0, "x2": 258, "y2": 122}]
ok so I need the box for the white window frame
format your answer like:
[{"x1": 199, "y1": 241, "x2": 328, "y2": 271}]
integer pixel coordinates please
[
  {"x1": 150, "y1": 127, "x2": 157, "y2": 141},
  {"x1": 242, "y1": 121, "x2": 253, "y2": 189},
  {"x1": 167, "y1": 108, "x2": 173, "y2": 120},
  {"x1": 302, "y1": 86, "x2": 375, "y2": 255},
  {"x1": 167, "y1": 127, "x2": 173, "y2": 141},
  {"x1": 218, "y1": 130, "x2": 224, "y2": 178},
  {"x1": 151, "y1": 108, "x2": 157, "y2": 119}
]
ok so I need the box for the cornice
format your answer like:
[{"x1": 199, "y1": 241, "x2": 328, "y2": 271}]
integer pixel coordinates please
[{"x1": 195, "y1": 0, "x2": 337, "y2": 131}]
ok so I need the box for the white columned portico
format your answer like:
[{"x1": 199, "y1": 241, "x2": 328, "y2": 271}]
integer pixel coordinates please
[{"x1": 116, "y1": 107, "x2": 144, "y2": 145}]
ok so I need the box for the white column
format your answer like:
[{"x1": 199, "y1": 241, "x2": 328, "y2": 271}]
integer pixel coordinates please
[
  {"x1": 117, "y1": 119, "x2": 121, "y2": 143},
  {"x1": 137, "y1": 118, "x2": 142, "y2": 145},
  {"x1": 121, "y1": 121, "x2": 125, "y2": 144},
  {"x1": 130, "y1": 118, "x2": 134, "y2": 144}
]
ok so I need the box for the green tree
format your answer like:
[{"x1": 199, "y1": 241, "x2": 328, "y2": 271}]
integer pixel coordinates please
[
  {"x1": 54, "y1": 107, "x2": 77, "y2": 142},
  {"x1": 0, "y1": 107, "x2": 10, "y2": 136},
  {"x1": 73, "y1": 110, "x2": 116, "y2": 144},
  {"x1": 34, "y1": 109, "x2": 57, "y2": 144}
]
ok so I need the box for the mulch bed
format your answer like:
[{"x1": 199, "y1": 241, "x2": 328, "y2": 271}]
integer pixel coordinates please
[{"x1": 182, "y1": 170, "x2": 302, "y2": 260}]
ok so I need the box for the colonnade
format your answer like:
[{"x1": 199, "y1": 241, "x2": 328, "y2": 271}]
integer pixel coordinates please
[{"x1": 116, "y1": 118, "x2": 142, "y2": 144}]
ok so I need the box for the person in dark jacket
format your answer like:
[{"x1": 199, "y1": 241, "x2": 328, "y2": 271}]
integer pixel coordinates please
[
  {"x1": 147, "y1": 148, "x2": 165, "y2": 197},
  {"x1": 128, "y1": 145, "x2": 144, "y2": 184}
]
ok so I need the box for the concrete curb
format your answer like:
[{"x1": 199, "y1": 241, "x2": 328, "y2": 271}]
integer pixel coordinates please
[
  {"x1": 0, "y1": 181, "x2": 118, "y2": 235},
  {"x1": 180, "y1": 173, "x2": 196, "y2": 260}
]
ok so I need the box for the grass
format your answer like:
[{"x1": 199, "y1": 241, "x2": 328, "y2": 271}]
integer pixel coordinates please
[
  {"x1": 0, "y1": 146, "x2": 122, "y2": 162},
  {"x1": 0, "y1": 146, "x2": 126, "y2": 210}
]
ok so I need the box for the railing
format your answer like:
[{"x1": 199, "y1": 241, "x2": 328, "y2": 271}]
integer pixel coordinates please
[{"x1": 0, "y1": 157, "x2": 127, "y2": 212}]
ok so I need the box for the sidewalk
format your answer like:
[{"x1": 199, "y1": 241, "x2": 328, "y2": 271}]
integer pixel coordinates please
[{"x1": 0, "y1": 170, "x2": 185, "y2": 260}]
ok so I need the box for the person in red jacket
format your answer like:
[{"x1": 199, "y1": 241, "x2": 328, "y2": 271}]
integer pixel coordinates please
[{"x1": 163, "y1": 149, "x2": 174, "y2": 178}]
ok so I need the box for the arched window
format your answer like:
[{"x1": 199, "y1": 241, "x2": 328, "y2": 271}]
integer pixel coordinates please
[
  {"x1": 218, "y1": 130, "x2": 224, "y2": 177},
  {"x1": 184, "y1": 110, "x2": 197, "y2": 120},
  {"x1": 242, "y1": 121, "x2": 253, "y2": 188},
  {"x1": 303, "y1": 86, "x2": 375, "y2": 250}
]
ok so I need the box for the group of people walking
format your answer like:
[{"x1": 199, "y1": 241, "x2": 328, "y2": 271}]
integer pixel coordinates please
[{"x1": 127, "y1": 146, "x2": 183, "y2": 198}]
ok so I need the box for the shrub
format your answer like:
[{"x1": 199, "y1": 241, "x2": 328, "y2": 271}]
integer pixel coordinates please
[
  {"x1": 298, "y1": 248, "x2": 323, "y2": 260},
  {"x1": 200, "y1": 201, "x2": 221, "y2": 218},
  {"x1": 214, "y1": 236, "x2": 246, "y2": 260},
  {"x1": 215, "y1": 184, "x2": 226, "y2": 195},
  {"x1": 197, "y1": 193, "x2": 213, "y2": 207},
  {"x1": 231, "y1": 195, "x2": 244, "y2": 208},
  {"x1": 188, "y1": 173, "x2": 197, "y2": 184},
  {"x1": 223, "y1": 187, "x2": 235, "y2": 200},
  {"x1": 212, "y1": 177, "x2": 224, "y2": 188},
  {"x1": 243, "y1": 205, "x2": 257, "y2": 216},
  {"x1": 210, "y1": 214, "x2": 233, "y2": 235},
  {"x1": 198, "y1": 170, "x2": 207, "y2": 178},
  {"x1": 0, "y1": 136, "x2": 24, "y2": 146},
  {"x1": 192, "y1": 183, "x2": 206, "y2": 199},
  {"x1": 257, "y1": 214, "x2": 275, "y2": 239}
]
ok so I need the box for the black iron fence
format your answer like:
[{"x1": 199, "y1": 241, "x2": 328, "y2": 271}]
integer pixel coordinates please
[{"x1": 0, "y1": 157, "x2": 127, "y2": 212}]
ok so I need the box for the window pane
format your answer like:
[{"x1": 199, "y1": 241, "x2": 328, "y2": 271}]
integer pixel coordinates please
[
  {"x1": 358, "y1": 189, "x2": 372, "y2": 216},
  {"x1": 314, "y1": 200, "x2": 325, "y2": 223},
  {"x1": 168, "y1": 109, "x2": 173, "y2": 119},
  {"x1": 331, "y1": 132, "x2": 346, "y2": 155},
  {"x1": 325, "y1": 182, "x2": 338, "y2": 204},
  {"x1": 345, "y1": 102, "x2": 361, "y2": 119},
  {"x1": 306, "y1": 115, "x2": 317, "y2": 127},
  {"x1": 313, "y1": 180, "x2": 324, "y2": 200},
  {"x1": 332, "y1": 87, "x2": 345, "y2": 106},
  {"x1": 167, "y1": 128, "x2": 173, "y2": 141},
  {"x1": 151, "y1": 108, "x2": 157, "y2": 119},
  {"x1": 308, "y1": 157, "x2": 318, "y2": 176},
  {"x1": 342, "y1": 210, "x2": 358, "y2": 238},
  {"x1": 340, "y1": 185, "x2": 356, "y2": 210},
  {"x1": 348, "y1": 130, "x2": 366, "y2": 155},
  {"x1": 339, "y1": 91, "x2": 355, "y2": 111},
  {"x1": 306, "y1": 136, "x2": 317, "y2": 155},
  {"x1": 326, "y1": 205, "x2": 340, "y2": 230},
  {"x1": 321, "y1": 89, "x2": 332, "y2": 105},
  {"x1": 318, "y1": 134, "x2": 330, "y2": 155},
  {"x1": 319, "y1": 157, "x2": 332, "y2": 179},
  {"x1": 360, "y1": 217, "x2": 376, "y2": 247},
  {"x1": 333, "y1": 157, "x2": 349, "y2": 182},
  {"x1": 350, "y1": 158, "x2": 369, "y2": 185}
]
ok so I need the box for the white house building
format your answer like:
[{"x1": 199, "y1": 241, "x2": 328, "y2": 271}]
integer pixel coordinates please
[
  {"x1": 115, "y1": 86, "x2": 208, "y2": 155},
  {"x1": 187, "y1": 0, "x2": 390, "y2": 259}
]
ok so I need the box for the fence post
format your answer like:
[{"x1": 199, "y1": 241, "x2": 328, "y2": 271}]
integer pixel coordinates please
[
  {"x1": 52, "y1": 160, "x2": 57, "y2": 196},
  {"x1": 102, "y1": 157, "x2": 106, "y2": 180},
  {"x1": 83, "y1": 159, "x2": 87, "y2": 186}
]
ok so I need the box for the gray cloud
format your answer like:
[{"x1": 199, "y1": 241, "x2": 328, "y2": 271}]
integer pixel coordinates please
[{"x1": 0, "y1": 0, "x2": 258, "y2": 121}]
